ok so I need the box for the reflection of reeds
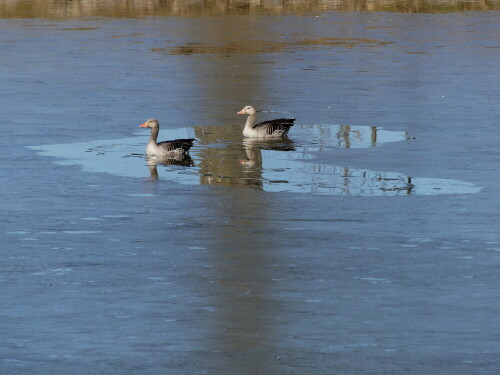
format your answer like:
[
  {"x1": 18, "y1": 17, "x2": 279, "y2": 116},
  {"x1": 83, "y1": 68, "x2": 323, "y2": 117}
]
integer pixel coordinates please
[
  {"x1": 188, "y1": 123, "x2": 414, "y2": 194},
  {"x1": 0, "y1": 0, "x2": 497, "y2": 18}
]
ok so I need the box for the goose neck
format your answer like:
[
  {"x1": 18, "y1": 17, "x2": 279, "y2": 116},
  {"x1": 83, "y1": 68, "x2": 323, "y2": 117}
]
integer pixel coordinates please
[
  {"x1": 150, "y1": 126, "x2": 159, "y2": 143},
  {"x1": 244, "y1": 113, "x2": 256, "y2": 129}
]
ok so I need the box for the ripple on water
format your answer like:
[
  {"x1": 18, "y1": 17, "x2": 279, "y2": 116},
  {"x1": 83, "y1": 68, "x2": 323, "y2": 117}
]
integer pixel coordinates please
[
  {"x1": 63, "y1": 231, "x2": 102, "y2": 234},
  {"x1": 29, "y1": 124, "x2": 482, "y2": 197},
  {"x1": 356, "y1": 277, "x2": 391, "y2": 284}
]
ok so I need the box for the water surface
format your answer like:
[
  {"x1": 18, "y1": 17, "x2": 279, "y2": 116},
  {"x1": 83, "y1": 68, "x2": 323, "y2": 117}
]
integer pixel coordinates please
[
  {"x1": 31, "y1": 123, "x2": 481, "y2": 195},
  {"x1": 1, "y1": 2, "x2": 499, "y2": 375}
]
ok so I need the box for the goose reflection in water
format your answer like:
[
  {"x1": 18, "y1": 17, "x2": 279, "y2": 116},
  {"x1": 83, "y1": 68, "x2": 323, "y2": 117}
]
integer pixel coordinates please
[
  {"x1": 195, "y1": 136, "x2": 295, "y2": 190},
  {"x1": 239, "y1": 138, "x2": 295, "y2": 168},
  {"x1": 234, "y1": 138, "x2": 295, "y2": 188},
  {"x1": 146, "y1": 154, "x2": 194, "y2": 179}
]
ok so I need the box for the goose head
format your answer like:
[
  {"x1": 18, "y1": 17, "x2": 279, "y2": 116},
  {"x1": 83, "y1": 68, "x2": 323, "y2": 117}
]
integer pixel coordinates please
[
  {"x1": 237, "y1": 105, "x2": 256, "y2": 116},
  {"x1": 139, "y1": 119, "x2": 159, "y2": 128}
]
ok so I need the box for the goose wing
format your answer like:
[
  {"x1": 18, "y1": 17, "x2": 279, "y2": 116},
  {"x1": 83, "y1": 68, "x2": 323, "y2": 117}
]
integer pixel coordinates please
[
  {"x1": 157, "y1": 138, "x2": 195, "y2": 152},
  {"x1": 253, "y1": 118, "x2": 295, "y2": 135}
]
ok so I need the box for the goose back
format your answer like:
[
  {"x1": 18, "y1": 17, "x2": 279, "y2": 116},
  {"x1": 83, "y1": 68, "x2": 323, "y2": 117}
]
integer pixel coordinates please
[
  {"x1": 157, "y1": 138, "x2": 195, "y2": 153},
  {"x1": 254, "y1": 118, "x2": 296, "y2": 136}
]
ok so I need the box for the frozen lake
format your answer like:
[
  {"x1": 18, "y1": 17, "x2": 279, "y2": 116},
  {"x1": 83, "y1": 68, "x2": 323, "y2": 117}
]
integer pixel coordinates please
[{"x1": 1, "y1": 1, "x2": 499, "y2": 374}]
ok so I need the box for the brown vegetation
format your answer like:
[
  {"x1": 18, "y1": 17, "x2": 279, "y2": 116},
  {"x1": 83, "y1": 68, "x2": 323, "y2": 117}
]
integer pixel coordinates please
[{"x1": 0, "y1": 0, "x2": 497, "y2": 18}]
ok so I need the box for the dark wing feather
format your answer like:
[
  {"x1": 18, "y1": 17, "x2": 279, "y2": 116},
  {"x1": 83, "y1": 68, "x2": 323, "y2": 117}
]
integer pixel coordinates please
[
  {"x1": 157, "y1": 138, "x2": 195, "y2": 152},
  {"x1": 253, "y1": 118, "x2": 295, "y2": 135}
]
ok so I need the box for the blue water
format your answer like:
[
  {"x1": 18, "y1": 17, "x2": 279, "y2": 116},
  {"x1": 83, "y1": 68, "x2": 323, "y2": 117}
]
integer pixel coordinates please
[{"x1": 30, "y1": 124, "x2": 481, "y2": 195}]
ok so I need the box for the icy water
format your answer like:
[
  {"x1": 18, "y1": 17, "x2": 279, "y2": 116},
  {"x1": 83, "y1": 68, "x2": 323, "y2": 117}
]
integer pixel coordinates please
[
  {"x1": 31, "y1": 124, "x2": 482, "y2": 195},
  {"x1": 1, "y1": 1, "x2": 500, "y2": 374}
]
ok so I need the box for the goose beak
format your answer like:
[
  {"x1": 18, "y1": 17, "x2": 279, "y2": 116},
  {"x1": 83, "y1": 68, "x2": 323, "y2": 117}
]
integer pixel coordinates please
[
  {"x1": 237, "y1": 110, "x2": 245, "y2": 115},
  {"x1": 139, "y1": 122, "x2": 148, "y2": 127}
]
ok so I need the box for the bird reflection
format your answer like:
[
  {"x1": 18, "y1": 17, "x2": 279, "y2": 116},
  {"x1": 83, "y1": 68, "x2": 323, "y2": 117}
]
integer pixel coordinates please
[
  {"x1": 236, "y1": 138, "x2": 295, "y2": 187},
  {"x1": 239, "y1": 138, "x2": 295, "y2": 168},
  {"x1": 196, "y1": 137, "x2": 295, "y2": 189},
  {"x1": 146, "y1": 154, "x2": 194, "y2": 179}
]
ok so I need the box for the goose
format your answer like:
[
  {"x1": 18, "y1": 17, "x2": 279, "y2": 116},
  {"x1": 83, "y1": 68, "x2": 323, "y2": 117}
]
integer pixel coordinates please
[
  {"x1": 237, "y1": 105, "x2": 295, "y2": 138},
  {"x1": 139, "y1": 119, "x2": 195, "y2": 156}
]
